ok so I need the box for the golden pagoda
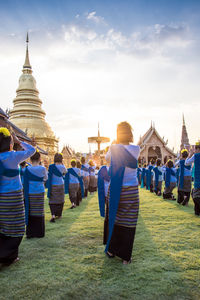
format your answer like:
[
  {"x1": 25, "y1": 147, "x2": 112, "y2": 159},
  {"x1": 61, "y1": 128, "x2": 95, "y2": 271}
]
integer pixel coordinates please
[{"x1": 10, "y1": 33, "x2": 58, "y2": 164}]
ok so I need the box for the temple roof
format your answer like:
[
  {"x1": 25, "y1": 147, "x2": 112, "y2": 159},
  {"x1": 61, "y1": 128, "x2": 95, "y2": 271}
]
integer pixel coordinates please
[
  {"x1": 138, "y1": 124, "x2": 176, "y2": 156},
  {"x1": 62, "y1": 145, "x2": 74, "y2": 157},
  {"x1": 0, "y1": 107, "x2": 47, "y2": 154}
]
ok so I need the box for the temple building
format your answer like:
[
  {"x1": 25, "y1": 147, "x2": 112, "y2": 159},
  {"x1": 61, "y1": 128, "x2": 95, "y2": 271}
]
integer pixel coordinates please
[
  {"x1": 180, "y1": 114, "x2": 190, "y2": 151},
  {"x1": 61, "y1": 145, "x2": 75, "y2": 167},
  {"x1": 9, "y1": 34, "x2": 58, "y2": 163},
  {"x1": 138, "y1": 123, "x2": 176, "y2": 164}
]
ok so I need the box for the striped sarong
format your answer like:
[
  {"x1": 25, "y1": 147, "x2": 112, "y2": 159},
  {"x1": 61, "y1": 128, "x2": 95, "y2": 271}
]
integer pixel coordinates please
[
  {"x1": 29, "y1": 193, "x2": 45, "y2": 217},
  {"x1": 49, "y1": 184, "x2": 65, "y2": 204},
  {"x1": 0, "y1": 190, "x2": 25, "y2": 237},
  {"x1": 114, "y1": 186, "x2": 139, "y2": 228}
]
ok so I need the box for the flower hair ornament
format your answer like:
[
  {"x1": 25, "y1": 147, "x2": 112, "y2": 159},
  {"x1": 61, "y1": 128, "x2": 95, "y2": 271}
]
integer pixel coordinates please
[
  {"x1": 0, "y1": 127, "x2": 11, "y2": 137},
  {"x1": 181, "y1": 149, "x2": 188, "y2": 154}
]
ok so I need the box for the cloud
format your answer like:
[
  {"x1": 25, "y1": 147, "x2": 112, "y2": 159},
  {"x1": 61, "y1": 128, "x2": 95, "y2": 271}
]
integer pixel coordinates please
[
  {"x1": 86, "y1": 11, "x2": 106, "y2": 25},
  {"x1": 1, "y1": 20, "x2": 200, "y2": 152}
]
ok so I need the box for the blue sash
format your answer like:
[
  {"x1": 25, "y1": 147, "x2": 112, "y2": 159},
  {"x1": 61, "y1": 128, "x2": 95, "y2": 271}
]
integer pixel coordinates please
[
  {"x1": 81, "y1": 165, "x2": 89, "y2": 173},
  {"x1": 97, "y1": 166, "x2": 110, "y2": 217},
  {"x1": 146, "y1": 165, "x2": 153, "y2": 190},
  {"x1": 194, "y1": 153, "x2": 200, "y2": 189},
  {"x1": 165, "y1": 168, "x2": 176, "y2": 188},
  {"x1": 105, "y1": 144, "x2": 138, "y2": 253},
  {"x1": 0, "y1": 160, "x2": 19, "y2": 178},
  {"x1": 47, "y1": 164, "x2": 63, "y2": 198},
  {"x1": 192, "y1": 166, "x2": 195, "y2": 182},
  {"x1": 24, "y1": 168, "x2": 44, "y2": 225},
  {"x1": 64, "y1": 168, "x2": 84, "y2": 197},
  {"x1": 153, "y1": 167, "x2": 162, "y2": 191},
  {"x1": 179, "y1": 160, "x2": 191, "y2": 189},
  {"x1": 137, "y1": 168, "x2": 142, "y2": 183},
  {"x1": 141, "y1": 167, "x2": 146, "y2": 188}
]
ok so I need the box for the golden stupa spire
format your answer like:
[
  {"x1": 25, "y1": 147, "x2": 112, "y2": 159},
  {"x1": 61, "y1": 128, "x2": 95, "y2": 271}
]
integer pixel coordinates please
[
  {"x1": 23, "y1": 32, "x2": 32, "y2": 70},
  {"x1": 183, "y1": 113, "x2": 185, "y2": 126}
]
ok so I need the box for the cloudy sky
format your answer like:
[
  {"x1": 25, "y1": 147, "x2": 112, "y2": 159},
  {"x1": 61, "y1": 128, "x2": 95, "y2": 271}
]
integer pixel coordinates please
[{"x1": 0, "y1": 0, "x2": 200, "y2": 152}]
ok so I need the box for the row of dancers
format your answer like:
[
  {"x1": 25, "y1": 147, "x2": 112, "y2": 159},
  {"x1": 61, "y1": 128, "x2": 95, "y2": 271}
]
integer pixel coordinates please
[
  {"x1": 0, "y1": 126, "x2": 99, "y2": 265},
  {"x1": 136, "y1": 146, "x2": 200, "y2": 215},
  {"x1": 1, "y1": 123, "x2": 200, "y2": 266}
]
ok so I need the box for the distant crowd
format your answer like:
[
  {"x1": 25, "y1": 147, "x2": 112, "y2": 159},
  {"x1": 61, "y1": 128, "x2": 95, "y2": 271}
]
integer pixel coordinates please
[{"x1": 136, "y1": 146, "x2": 200, "y2": 216}]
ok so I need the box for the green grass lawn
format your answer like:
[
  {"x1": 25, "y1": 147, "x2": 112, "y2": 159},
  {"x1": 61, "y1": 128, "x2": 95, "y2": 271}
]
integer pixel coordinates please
[{"x1": 0, "y1": 189, "x2": 200, "y2": 300}]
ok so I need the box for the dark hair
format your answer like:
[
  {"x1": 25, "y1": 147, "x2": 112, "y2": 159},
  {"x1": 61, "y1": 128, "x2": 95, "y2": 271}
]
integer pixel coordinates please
[
  {"x1": 20, "y1": 161, "x2": 26, "y2": 168},
  {"x1": 81, "y1": 157, "x2": 85, "y2": 164},
  {"x1": 54, "y1": 153, "x2": 63, "y2": 163},
  {"x1": 76, "y1": 161, "x2": 81, "y2": 169},
  {"x1": 156, "y1": 158, "x2": 161, "y2": 166},
  {"x1": 181, "y1": 150, "x2": 188, "y2": 159},
  {"x1": 30, "y1": 151, "x2": 41, "y2": 162},
  {"x1": 167, "y1": 160, "x2": 173, "y2": 168},
  {"x1": 71, "y1": 160, "x2": 76, "y2": 167},
  {"x1": 150, "y1": 159, "x2": 155, "y2": 165},
  {"x1": 0, "y1": 133, "x2": 11, "y2": 153},
  {"x1": 117, "y1": 121, "x2": 133, "y2": 144},
  {"x1": 143, "y1": 163, "x2": 147, "y2": 168},
  {"x1": 195, "y1": 144, "x2": 200, "y2": 150},
  {"x1": 138, "y1": 164, "x2": 141, "y2": 168}
]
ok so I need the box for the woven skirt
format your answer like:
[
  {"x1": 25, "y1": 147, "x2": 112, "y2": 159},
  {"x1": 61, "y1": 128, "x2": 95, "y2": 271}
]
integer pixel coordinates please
[
  {"x1": 49, "y1": 184, "x2": 65, "y2": 204},
  {"x1": 107, "y1": 186, "x2": 139, "y2": 261},
  {"x1": 89, "y1": 176, "x2": 96, "y2": 192},
  {"x1": 26, "y1": 193, "x2": 45, "y2": 238},
  {"x1": 0, "y1": 190, "x2": 25, "y2": 237},
  {"x1": 0, "y1": 190, "x2": 25, "y2": 263},
  {"x1": 178, "y1": 176, "x2": 192, "y2": 192},
  {"x1": 83, "y1": 176, "x2": 89, "y2": 190}
]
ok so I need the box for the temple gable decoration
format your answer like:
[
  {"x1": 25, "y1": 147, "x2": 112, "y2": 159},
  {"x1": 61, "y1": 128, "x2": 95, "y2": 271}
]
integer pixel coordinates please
[{"x1": 138, "y1": 123, "x2": 176, "y2": 164}]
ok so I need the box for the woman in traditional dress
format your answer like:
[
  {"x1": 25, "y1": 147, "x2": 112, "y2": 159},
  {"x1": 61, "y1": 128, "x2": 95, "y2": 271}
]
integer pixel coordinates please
[
  {"x1": 65, "y1": 159, "x2": 84, "y2": 209},
  {"x1": 153, "y1": 158, "x2": 163, "y2": 196},
  {"x1": 76, "y1": 160, "x2": 83, "y2": 206},
  {"x1": 175, "y1": 149, "x2": 192, "y2": 206},
  {"x1": 0, "y1": 127, "x2": 35, "y2": 264},
  {"x1": 98, "y1": 163, "x2": 110, "y2": 245},
  {"x1": 81, "y1": 157, "x2": 90, "y2": 198},
  {"x1": 88, "y1": 160, "x2": 96, "y2": 194},
  {"x1": 105, "y1": 122, "x2": 140, "y2": 264},
  {"x1": 163, "y1": 159, "x2": 177, "y2": 200},
  {"x1": 24, "y1": 151, "x2": 48, "y2": 238},
  {"x1": 185, "y1": 142, "x2": 200, "y2": 215},
  {"x1": 48, "y1": 153, "x2": 67, "y2": 222}
]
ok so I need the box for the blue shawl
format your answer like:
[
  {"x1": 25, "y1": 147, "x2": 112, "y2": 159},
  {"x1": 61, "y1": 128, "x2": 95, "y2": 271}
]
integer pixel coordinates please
[
  {"x1": 194, "y1": 153, "x2": 200, "y2": 189},
  {"x1": 153, "y1": 167, "x2": 162, "y2": 191},
  {"x1": 105, "y1": 144, "x2": 138, "y2": 253},
  {"x1": 141, "y1": 167, "x2": 146, "y2": 188},
  {"x1": 179, "y1": 160, "x2": 191, "y2": 189},
  {"x1": 24, "y1": 168, "x2": 44, "y2": 225},
  {"x1": 97, "y1": 166, "x2": 110, "y2": 217},
  {"x1": 47, "y1": 164, "x2": 63, "y2": 198},
  {"x1": 81, "y1": 165, "x2": 89, "y2": 173},
  {"x1": 137, "y1": 168, "x2": 142, "y2": 182},
  {"x1": 64, "y1": 168, "x2": 84, "y2": 197},
  {"x1": 165, "y1": 168, "x2": 176, "y2": 188},
  {"x1": 0, "y1": 160, "x2": 19, "y2": 178}
]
